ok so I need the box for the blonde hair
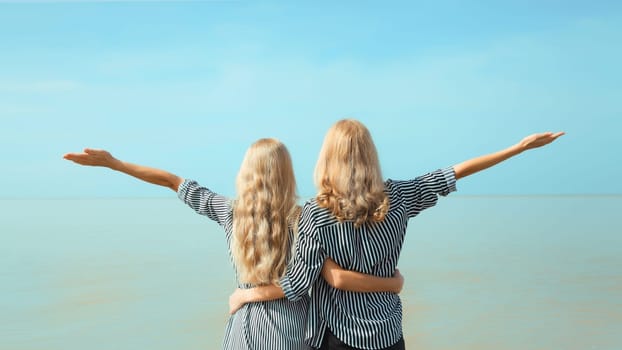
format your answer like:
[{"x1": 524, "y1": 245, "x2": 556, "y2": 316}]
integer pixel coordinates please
[
  {"x1": 232, "y1": 138, "x2": 300, "y2": 286},
  {"x1": 314, "y1": 119, "x2": 389, "y2": 227}
]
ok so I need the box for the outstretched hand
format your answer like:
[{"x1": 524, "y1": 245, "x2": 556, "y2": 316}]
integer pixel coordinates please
[
  {"x1": 63, "y1": 148, "x2": 116, "y2": 168},
  {"x1": 519, "y1": 132, "x2": 565, "y2": 151}
]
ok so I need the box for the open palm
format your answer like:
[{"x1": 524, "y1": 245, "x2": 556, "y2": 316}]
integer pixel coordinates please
[
  {"x1": 63, "y1": 148, "x2": 115, "y2": 167},
  {"x1": 519, "y1": 132, "x2": 565, "y2": 150}
]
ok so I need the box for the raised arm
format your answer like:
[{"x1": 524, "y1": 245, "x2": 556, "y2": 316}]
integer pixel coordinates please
[
  {"x1": 453, "y1": 132, "x2": 564, "y2": 180},
  {"x1": 63, "y1": 148, "x2": 183, "y2": 192}
]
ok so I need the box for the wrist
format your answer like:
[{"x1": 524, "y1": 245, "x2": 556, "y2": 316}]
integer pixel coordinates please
[
  {"x1": 109, "y1": 158, "x2": 124, "y2": 171},
  {"x1": 509, "y1": 143, "x2": 524, "y2": 156}
]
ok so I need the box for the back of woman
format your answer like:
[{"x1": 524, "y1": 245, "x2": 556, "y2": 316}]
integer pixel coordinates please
[
  {"x1": 285, "y1": 168, "x2": 455, "y2": 349},
  {"x1": 177, "y1": 138, "x2": 311, "y2": 350},
  {"x1": 281, "y1": 120, "x2": 455, "y2": 349}
]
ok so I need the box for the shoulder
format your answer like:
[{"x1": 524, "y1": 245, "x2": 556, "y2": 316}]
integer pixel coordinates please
[
  {"x1": 385, "y1": 170, "x2": 443, "y2": 190},
  {"x1": 384, "y1": 178, "x2": 406, "y2": 196},
  {"x1": 179, "y1": 179, "x2": 234, "y2": 211},
  {"x1": 300, "y1": 198, "x2": 336, "y2": 228},
  {"x1": 183, "y1": 179, "x2": 231, "y2": 199}
]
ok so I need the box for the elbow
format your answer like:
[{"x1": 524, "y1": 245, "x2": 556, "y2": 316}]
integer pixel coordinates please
[
  {"x1": 324, "y1": 272, "x2": 346, "y2": 290},
  {"x1": 167, "y1": 182, "x2": 178, "y2": 192},
  {"x1": 168, "y1": 176, "x2": 183, "y2": 192},
  {"x1": 283, "y1": 288, "x2": 305, "y2": 302},
  {"x1": 284, "y1": 284, "x2": 311, "y2": 301},
  {"x1": 332, "y1": 277, "x2": 347, "y2": 290},
  {"x1": 288, "y1": 294, "x2": 304, "y2": 302}
]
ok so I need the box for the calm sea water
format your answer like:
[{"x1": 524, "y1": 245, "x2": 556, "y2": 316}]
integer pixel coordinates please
[{"x1": 2, "y1": 196, "x2": 621, "y2": 350}]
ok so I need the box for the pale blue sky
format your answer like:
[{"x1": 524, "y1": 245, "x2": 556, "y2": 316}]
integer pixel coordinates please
[{"x1": 1, "y1": 0, "x2": 620, "y2": 198}]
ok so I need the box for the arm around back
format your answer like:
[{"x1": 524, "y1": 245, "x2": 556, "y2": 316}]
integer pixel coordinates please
[{"x1": 321, "y1": 258, "x2": 404, "y2": 293}]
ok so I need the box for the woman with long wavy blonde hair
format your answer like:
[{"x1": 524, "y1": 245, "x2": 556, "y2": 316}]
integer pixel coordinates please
[
  {"x1": 231, "y1": 119, "x2": 563, "y2": 350},
  {"x1": 63, "y1": 137, "x2": 403, "y2": 350},
  {"x1": 232, "y1": 138, "x2": 300, "y2": 286}
]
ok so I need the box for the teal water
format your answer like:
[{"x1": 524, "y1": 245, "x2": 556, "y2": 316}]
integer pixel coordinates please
[{"x1": 2, "y1": 196, "x2": 621, "y2": 350}]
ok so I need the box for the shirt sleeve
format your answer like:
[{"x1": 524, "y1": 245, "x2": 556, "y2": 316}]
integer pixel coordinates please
[
  {"x1": 177, "y1": 179, "x2": 231, "y2": 226},
  {"x1": 279, "y1": 201, "x2": 326, "y2": 301},
  {"x1": 393, "y1": 166, "x2": 457, "y2": 218}
]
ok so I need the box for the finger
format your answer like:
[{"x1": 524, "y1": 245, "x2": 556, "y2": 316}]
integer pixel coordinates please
[
  {"x1": 552, "y1": 131, "x2": 565, "y2": 139},
  {"x1": 63, "y1": 153, "x2": 82, "y2": 161},
  {"x1": 65, "y1": 154, "x2": 94, "y2": 165}
]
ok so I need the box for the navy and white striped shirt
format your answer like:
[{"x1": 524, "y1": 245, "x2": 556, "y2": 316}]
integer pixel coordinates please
[
  {"x1": 178, "y1": 179, "x2": 311, "y2": 350},
  {"x1": 280, "y1": 167, "x2": 457, "y2": 349}
]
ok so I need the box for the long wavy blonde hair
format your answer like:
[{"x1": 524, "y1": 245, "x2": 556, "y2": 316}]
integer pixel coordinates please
[
  {"x1": 314, "y1": 119, "x2": 389, "y2": 227},
  {"x1": 232, "y1": 138, "x2": 300, "y2": 285}
]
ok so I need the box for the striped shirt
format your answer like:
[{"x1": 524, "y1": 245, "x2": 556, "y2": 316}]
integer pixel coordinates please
[
  {"x1": 280, "y1": 167, "x2": 457, "y2": 349},
  {"x1": 177, "y1": 179, "x2": 311, "y2": 350}
]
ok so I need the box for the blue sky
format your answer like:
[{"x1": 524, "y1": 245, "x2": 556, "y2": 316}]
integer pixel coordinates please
[{"x1": 0, "y1": 0, "x2": 620, "y2": 198}]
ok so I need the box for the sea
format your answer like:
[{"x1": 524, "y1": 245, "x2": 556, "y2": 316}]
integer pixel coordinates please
[{"x1": 2, "y1": 196, "x2": 621, "y2": 350}]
